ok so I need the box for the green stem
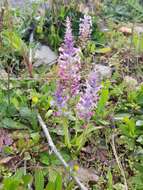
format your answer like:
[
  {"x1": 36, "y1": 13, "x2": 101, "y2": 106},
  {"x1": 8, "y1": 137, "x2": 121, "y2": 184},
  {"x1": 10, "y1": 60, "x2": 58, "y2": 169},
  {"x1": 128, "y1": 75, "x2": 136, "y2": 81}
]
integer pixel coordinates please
[
  {"x1": 7, "y1": 66, "x2": 10, "y2": 106},
  {"x1": 77, "y1": 126, "x2": 88, "y2": 152},
  {"x1": 63, "y1": 117, "x2": 71, "y2": 149}
]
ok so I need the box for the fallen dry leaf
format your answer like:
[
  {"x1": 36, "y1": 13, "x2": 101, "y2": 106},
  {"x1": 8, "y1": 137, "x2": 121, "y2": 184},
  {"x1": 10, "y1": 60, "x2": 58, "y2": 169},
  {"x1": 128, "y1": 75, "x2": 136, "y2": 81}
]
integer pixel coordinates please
[
  {"x1": 0, "y1": 156, "x2": 13, "y2": 164},
  {"x1": 96, "y1": 148, "x2": 109, "y2": 164},
  {"x1": 0, "y1": 129, "x2": 13, "y2": 152},
  {"x1": 68, "y1": 161, "x2": 99, "y2": 183}
]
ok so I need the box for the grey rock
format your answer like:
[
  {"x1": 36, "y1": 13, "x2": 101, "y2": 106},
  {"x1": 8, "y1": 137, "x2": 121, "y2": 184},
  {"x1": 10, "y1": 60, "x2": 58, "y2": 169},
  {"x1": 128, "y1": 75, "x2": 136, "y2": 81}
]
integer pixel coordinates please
[
  {"x1": 8, "y1": 0, "x2": 50, "y2": 9},
  {"x1": 77, "y1": 167, "x2": 99, "y2": 183},
  {"x1": 94, "y1": 64, "x2": 112, "y2": 79},
  {"x1": 0, "y1": 69, "x2": 7, "y2": 79},
  {"x1": 33, "y1": 44, "x2": 57, "y2": 67},
  {"x1": 134, "y1": 25, "x2": 143, "y2": 34},
  {"x1": 8, "y1": 0, "x2": 30, "y2": 7}
]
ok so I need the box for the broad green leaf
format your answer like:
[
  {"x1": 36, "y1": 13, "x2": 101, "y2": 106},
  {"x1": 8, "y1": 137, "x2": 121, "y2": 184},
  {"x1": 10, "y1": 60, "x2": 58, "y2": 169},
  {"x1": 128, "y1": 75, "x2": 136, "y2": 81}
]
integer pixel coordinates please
[
  {"x1": 66, "y1": 181, "x2": 75, "y2": 190},
  {"x1": 19, "y1": 107, "x2": 38, "y2": 129},
  {"x1": 45, "y1": 182, "x2": 55, "y2": 190},
  {"x1": 49, "y1": 154, "x2": 61, "y2": 165},
  {"x1": 3, "y1": 178, "x2": 20, "y2": 190},
  {"x1": 63, "y1": 118, "x2": 71, "y2": 148},
  {"x1": 136, "y1": 87, "x2": 143, "y2": 106},
  {"x1": 11, "y1": 97, "x2": 19, "y2": 109},
  {"x1": 96, "y1": 81, "x2": 110, "y2": 117},
  {"x1": 95, "y1": 47, "x2": 111, "y2": 54},
  {"x1": 19, "y1": 107, "x2": 33, "y2": 119},
  {"x1": 55, "y1": 174, "x2": 62, "y2": 190},
  {"x1": 59, "y1": 6, "x2": 66, "y2": 19},
  {"x1": 3, "y1": 31, "x2": 28, "y2": 54},
  {"x1": 128, "y1": 0, "x2": 143, "y2": 14},
  {"x1": 30, "y1": 132, "x2": 40, "y2": 144},
  {"x1": 48, "y1": 168, "x2": 58, "y2": 182},
  {"x1": 119, "y1": 117, "x2": 136, "y2": 138},
  {"x1": 34, "y1": 169, "x2": 44, "y2": 190},
  {"x1": 107, "y1": 170, "x2": 113, "y2": 190},
  {"x1": 133, "y1": 33, "x2": 143, "y2": 53},
  {"x1": 87, "y1": 41, "x2": 96, "y2": 53},
  {"x1": 22, "y1": 174, "x2": 33, "y2": 187},
  {"x1": 75, "y1": 130, "x2": 89, "y2": 151},
  {"x1": 1, "y1": 118, "x2": 26, "y2": 129},
  {"x1": 39, "y1": 153, "x2": 50, "y2": 166}
]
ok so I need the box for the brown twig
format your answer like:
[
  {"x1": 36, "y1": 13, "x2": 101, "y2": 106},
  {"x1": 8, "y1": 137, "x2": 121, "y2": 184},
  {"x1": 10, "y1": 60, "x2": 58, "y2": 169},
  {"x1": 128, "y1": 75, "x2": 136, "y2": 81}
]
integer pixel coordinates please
[{"x1": 111, "y1": 134, "x2": 128, "y2": 190}]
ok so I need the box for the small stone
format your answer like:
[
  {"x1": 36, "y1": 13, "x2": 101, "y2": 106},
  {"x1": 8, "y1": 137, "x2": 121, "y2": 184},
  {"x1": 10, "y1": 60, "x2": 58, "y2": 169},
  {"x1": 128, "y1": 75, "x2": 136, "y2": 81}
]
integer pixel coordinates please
[
  {"x1": 76, "y1": 167, "x2": 99, "y2": 183},
  {"x1": 94, "y1": 64, "x2": 112, "y2": 79},
  {"x1": 124, "y1": 76, "x2": 138, "y2": 90},
  {"x1": 33, "y1": 44, "x2": 57, "y2": 67},
  {"x1": 134, "y1": 25, "x2": 143, "y2": 34}
]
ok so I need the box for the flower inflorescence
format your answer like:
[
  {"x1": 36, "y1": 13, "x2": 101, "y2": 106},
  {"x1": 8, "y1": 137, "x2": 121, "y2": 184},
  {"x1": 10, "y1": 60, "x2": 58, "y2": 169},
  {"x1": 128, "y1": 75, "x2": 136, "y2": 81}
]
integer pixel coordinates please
[
  {"x1": 79, "y1": 14, "x2": 92, "y2": 44},
  {"x1": 55, "y1": 15, "x2": 100, "y2": 121}
]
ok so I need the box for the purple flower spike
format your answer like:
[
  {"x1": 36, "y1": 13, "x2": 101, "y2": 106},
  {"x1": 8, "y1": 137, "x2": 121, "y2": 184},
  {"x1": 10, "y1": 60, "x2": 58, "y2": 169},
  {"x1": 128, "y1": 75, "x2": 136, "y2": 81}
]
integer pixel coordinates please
[
  {"x1": 63, "y1": 17, "x2": 75, "y2": 56},
  {"x1": 55, "y1": 17, "x2": 81, "y2": 114},
  {"x1": 79, "y1": 14, "x2": 92, "y2": 44},
  {"x1": 76, "y1": 69, "x2": 101, "y2": 121}
]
